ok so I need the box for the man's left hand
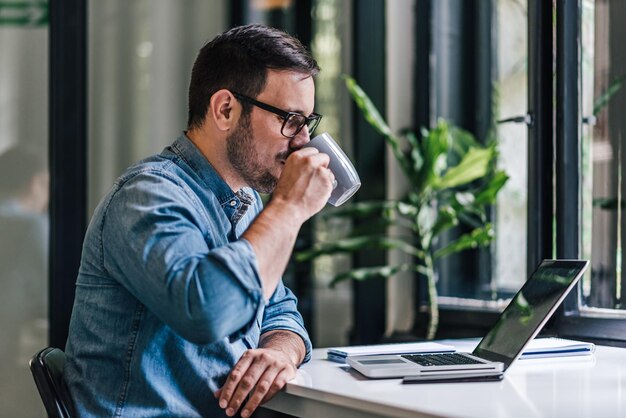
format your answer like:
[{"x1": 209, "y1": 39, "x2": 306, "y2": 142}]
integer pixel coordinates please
[{"x1": 215, "y1": 347, "x2": 297, "y2": 418}]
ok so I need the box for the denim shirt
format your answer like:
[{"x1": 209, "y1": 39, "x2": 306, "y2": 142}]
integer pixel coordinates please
[{"x1": 64, "y1": 134, "x2": 312, "y2": 417}]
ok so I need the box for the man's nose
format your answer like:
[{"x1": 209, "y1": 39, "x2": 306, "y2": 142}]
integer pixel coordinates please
[{"x1": 289, "y1": 126, "x2": 311, "y2": 150}]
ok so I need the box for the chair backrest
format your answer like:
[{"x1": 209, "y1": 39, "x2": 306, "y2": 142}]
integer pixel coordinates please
[{"x1": 29, "y1": 347, "x2": 74, "y2": 418}]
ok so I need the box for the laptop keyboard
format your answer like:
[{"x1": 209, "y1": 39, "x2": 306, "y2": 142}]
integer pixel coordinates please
[{"x1": 401, "y1": 353, "x2": 484, "y2": 367}]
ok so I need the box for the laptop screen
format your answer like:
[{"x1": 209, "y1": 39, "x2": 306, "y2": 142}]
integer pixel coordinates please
[{"x1": 473, "y1": 260, "x2": 589, "y2": 369}]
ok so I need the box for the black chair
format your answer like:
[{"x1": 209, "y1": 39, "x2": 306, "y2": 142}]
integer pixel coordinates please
[{"x1": 29, "y1": 347, "x2": 75, "y2": 418}]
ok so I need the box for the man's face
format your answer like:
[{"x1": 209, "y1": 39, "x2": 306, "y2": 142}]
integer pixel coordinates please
[{"x1": 226, "y1": 70, "x2": 316, "y2": 193}]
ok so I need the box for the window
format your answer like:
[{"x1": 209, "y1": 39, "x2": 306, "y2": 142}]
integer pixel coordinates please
[
  {"x1": 0, "y1": 3, "x2": 49, "y2": 416},
  {"x1": 428, "y1": 0, "x2": 626, "y2": 343},
  {"x1": 580, "y1": 0, "x2": 626, "y2": 314},
  {"x1": 493, "y1": 0, "x2": 529, "y2": 295},
  {"x1": 431, "y1": 0, "x2": 529, "y2": 307},
  {"x1": 555, "y1": 0, "x2": 626, "y2": 343}
]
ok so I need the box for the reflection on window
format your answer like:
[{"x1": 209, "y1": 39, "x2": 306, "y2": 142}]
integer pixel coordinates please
[
  {"x1": 581, "y1": 0, "x2": 626, "y2": 314},
  {"x1": 310, "y1": 0, "x2": 353, "y2": 347},
  {"x1": 493, "y1": 0, "x2": 528, "y2": 293},
  {"x1": 438, "y1": 0, "x2": 528, "y2": 307}
]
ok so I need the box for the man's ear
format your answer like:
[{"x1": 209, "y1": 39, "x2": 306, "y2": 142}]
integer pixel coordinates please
[{"x1": 209, "y1": 89, "x2": 238, "y2": 132}]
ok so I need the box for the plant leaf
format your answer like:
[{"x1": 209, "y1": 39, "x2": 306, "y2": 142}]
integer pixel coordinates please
[
  {"x1": 329, "y1": 263, "x2": 413, "y2": 287},
  {"x1": 321, "y1": 200, "x2": 390, "y2": 220},
  {"x1": 296, "y1": 236, "x2": 374, "y2": 261},
  {"x1": 401, "y1": 128, "x2": 420, "y2": 149},
  {"x1": 449, "y1": 126, "x2": 481, "y2": 155},
  {"x1": 430, "y1": 205, "x2": 458, "y2": 241},
  {"x1": 474, "y1": 170, "x2": 509, "y2": 204},
  {"x1": 593, "y1": 197, "x2": 626, "y2": 210},
  {"x1": 343, "y1": 76, "x2": 416, "y2": 181},
  {"x1": 454, "y1": 192, "x2": 476, "y2": 207},
  {"x1": 417, "y1": 203, "x2": 437, "y2": 235},
  {"x1": 435, "y1": 146, "x2": 494, "y2": 190},
  {"x1": 593, "y1": 75, "x2": 625, "y2": 116},
  {"x1": 415, "y1": 120, "x2": 451, "y2": 191},
  {"x1": 343, "y1": 75, "x2": 393, "y2": 137},
  {"x1": 296, "y1": 235, "x2": 425, "y2": 262},
  {"x1": 401, "y1": 128, "x2": 424, "y2": 173},
  {"x1": 456, "y1": 210, "x2": 487, "y2": 229},
  {"x1": 321, "y1": 200, "x2": 420, "y2": 223},
  {"x1": 433, "y1": 224, "x2": 494, "y2": 259},
  {"x1": 396, "y1": 201, "x2": 419, "y2": 217}
]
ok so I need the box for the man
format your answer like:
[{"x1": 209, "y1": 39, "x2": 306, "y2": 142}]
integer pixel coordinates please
[{"x1": 64, "y1": 24, "x2": 334, "y2": 417}]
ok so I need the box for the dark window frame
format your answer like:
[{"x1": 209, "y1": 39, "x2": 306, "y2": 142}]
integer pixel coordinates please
[
  {"x1": 541, "y1": 0, "x2": 626, "y2": 346},
  {"x1": 349, "y1": 0, "x2": 387, "y2": 345},
  {"x1": 49, "y1": 0, "x2": 88, "y2": 349}
]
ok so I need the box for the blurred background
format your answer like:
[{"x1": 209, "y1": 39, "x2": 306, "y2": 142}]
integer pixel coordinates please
[{"x1": 1, "y1": 0, "x2": 625, "y2": 416}]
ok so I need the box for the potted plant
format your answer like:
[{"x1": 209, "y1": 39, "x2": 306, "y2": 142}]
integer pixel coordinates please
[{"x1": 297, "y1": 76, "x2": 509, "y2": 340}]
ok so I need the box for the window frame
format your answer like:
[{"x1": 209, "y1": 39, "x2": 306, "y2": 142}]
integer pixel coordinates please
[
  {"x1": 549, "y1": 0, "x2": 626, "y2": 345},
  {"x1": 434, "y1": 0, "x2": 626, "y2": 345},
  {"x1": 49, "y1": 0, "x2": 88, "y2": 349},
  {"x1": 349, "y1": 0, "x2": 388, "y2": 345}
]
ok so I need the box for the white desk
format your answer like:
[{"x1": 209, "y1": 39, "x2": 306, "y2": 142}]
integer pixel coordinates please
[{"x1": 263, "y1": 342, "x2": 626, "y2": 418}]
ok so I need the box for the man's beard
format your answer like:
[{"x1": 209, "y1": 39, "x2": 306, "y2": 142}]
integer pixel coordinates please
[{"x1": 226, "y1": 112, "x2": 288, "y2": 193}]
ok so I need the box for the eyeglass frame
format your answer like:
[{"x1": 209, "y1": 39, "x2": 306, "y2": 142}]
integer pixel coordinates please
[{"x1": 231, "y1": 92, "x2": 322, "y2": 139}]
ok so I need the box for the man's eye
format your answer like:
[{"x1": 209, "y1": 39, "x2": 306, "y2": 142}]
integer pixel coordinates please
[{"x1": 286, "y1": 119, "x2": 300, "y2": 129}]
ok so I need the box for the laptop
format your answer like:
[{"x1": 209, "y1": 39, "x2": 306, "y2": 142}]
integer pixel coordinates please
[{"x1": 347, "y1": 259, "x2": 589, "y2": 382}]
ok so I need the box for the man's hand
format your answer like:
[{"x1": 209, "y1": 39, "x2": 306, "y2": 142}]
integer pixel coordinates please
[
  {"x1": 242, "y1": 147, "x2": 334, "y2": 300},
  {"x1": 271, "y1": 147, "x2": 335, "y2": 223},
  {"x1": 216, "y1": 330, "x2": 306, "y2": 417},
  {"x1": 215, "y1": 348, "x2": 297, "y2": 417}
]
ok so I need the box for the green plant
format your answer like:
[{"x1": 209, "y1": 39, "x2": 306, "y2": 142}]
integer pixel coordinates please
[{"x1": 297, "y1": 76, "x2": 509, "y2": 340}]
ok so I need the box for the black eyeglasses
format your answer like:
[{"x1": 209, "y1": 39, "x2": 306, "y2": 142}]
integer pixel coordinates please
[{"x1": 232, "y1": 92, "x2": 322, "y2": 138}]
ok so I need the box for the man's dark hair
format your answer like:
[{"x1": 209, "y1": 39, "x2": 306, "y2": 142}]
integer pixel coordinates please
[
  {"x1": 187, "y1": 24, "x2": 320, "y2": 129},
  {"x1": 0, "y1": 145, "x2": 47, "y2": 198}
]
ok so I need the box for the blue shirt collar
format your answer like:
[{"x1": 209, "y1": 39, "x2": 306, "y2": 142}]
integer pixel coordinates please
[{"x1": 168, "y1": 132, "x2": 256, "y2": 221}]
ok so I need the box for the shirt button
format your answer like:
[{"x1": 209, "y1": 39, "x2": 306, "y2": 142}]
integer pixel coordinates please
[{"x1": 229, "y1": 200, "x2": 237, "y2": 207}]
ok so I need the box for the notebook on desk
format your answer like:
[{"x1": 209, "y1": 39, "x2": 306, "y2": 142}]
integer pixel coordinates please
[
  {"x1": 347, "y1": 259, "x2": 590, "y2": 382},
  {"x1": 329, "y1": 337, "x2": 594, "y2": 363},
  {"x1": 327, "y1": 341, "x2": 455, "y2": 363}
]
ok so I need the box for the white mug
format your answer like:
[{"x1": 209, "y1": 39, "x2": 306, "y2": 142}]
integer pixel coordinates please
[{"x1": 303, "y1": 132, "x2": 361, "y2": 206}]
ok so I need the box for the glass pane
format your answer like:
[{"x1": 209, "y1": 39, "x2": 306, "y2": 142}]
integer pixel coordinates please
[
  {"x1": 88, "y1": 0, "x2": 228, "y2": 210},
  {"x1": 581, "y1": 0, "x2": 626, "y2": 312},
  {"x1": 0, "y1": 4, "x2": 49, "y2": 416},
  {"x1": 310, "y1": 0, "x2": 353, "y2": 347},
  {"x1": 434, "y1": 0, "x2": 528, "y2": 304},
  {"x1": 493, "y1": 0, "x2": 528, "y2": 293}
]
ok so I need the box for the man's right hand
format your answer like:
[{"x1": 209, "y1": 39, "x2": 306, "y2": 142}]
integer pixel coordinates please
[{"x1": 270, "y1": 147, "x2": 335, "y2": 223}]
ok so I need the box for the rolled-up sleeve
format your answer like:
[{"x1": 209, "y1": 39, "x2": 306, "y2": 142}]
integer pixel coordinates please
[
  {"x1": 261, "y1": 281, "x2": 312, "y2": 363},
  {"x1": 101, "y1": 170, "x2": 265, "y2": 345}
]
